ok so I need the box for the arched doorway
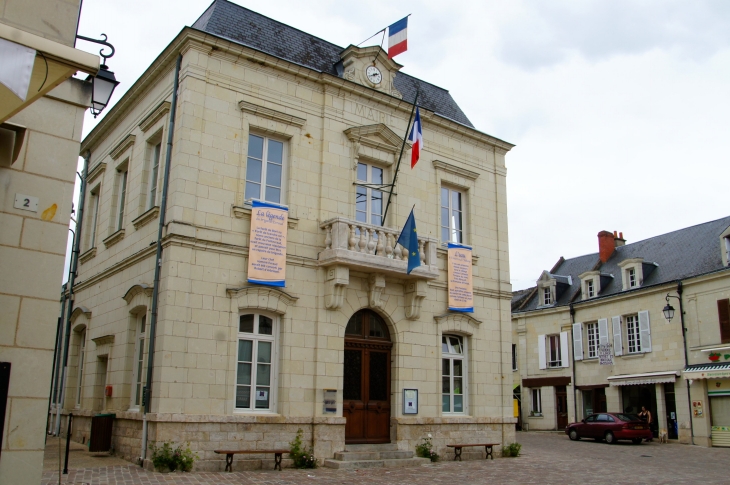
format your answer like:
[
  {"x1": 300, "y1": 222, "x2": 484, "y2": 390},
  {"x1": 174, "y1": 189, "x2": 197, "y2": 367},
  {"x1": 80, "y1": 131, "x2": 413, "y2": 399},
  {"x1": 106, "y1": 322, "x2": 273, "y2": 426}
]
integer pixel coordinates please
[{"x1": 343, "y1": 309, "x2": 392, "y2": 444}]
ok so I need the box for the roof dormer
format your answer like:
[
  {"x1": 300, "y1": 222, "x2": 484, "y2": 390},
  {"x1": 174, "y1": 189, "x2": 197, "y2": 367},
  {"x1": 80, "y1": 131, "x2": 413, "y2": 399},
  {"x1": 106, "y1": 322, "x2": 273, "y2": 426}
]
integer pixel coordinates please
[
  {"x1": 336, "y1": 45, "x2": 403, "y2": 98},
  {"x1": 721, "y1": 224, "x2": 730, "y2": 267},
  {"x1": 618, "y1": 258, "x2": 657, "y2": 290},
  {"x1": 578, "y1": 270, "x2": 613, "y2": 300},
  {"x1": 536, "y1": 271, "x2": 572, "y2": 307}
]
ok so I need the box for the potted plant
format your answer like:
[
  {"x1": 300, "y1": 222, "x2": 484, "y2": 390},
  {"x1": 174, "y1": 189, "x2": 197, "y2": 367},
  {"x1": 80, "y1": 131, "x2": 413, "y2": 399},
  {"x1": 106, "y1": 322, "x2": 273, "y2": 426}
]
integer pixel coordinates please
[{"x1": 709, "y1": 352, "x2": 721, "y2": 362}]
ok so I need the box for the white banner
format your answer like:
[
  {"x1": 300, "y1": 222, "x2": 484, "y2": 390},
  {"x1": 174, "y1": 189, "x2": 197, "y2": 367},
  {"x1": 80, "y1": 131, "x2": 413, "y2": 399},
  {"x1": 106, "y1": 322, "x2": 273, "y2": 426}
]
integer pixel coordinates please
[{"x1": 599, "y1": 343, "x2": 613, "y2": 365}]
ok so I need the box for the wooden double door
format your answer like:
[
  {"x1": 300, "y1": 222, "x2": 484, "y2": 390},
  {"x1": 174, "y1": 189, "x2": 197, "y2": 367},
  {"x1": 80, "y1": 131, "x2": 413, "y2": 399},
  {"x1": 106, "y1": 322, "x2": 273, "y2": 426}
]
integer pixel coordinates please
[{"x1": 343, "y1": 310, "x2": 392, "y2": 444}]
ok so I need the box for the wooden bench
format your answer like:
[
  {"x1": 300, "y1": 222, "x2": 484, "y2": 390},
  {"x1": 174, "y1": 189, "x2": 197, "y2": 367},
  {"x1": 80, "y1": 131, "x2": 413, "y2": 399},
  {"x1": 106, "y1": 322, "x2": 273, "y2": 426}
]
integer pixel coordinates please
[
  {"x1": 214, "y1": 449, "x2": 290, "y2": 472},
  {"x1": 446, "y1": 443, "x2": 500, "y2": 461}
]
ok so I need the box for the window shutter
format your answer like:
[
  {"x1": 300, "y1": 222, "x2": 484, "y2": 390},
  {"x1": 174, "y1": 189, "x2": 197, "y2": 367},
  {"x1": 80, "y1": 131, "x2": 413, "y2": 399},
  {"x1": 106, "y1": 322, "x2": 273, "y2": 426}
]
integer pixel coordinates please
[
  {"x1": 572, "y1": 323, "x2": 583, "y2": 361},
  {"x1": 612, "y1": 316, "x2": 623, "y2": 356},
  {"x1": 638, "y1": 310, "x2": 652, "y2": 353},
  {"x1": 560, "y1": 331, "x2": 570, "y2": 368},
  {"x1": 598, "y1": 318, "x2": 609, "y2": 346},
  {"x1": 538, "y1": 334, "x2": 546, "y2": 370},
  {"x1": 718, "y1": 299, "x2": 730, "y2": 344}
]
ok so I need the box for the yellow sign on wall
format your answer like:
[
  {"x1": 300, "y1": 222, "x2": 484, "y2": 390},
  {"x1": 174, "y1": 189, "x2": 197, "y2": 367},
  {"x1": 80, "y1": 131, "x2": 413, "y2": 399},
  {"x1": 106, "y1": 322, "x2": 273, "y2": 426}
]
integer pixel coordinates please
[
  {"x1": 247, "y1": 200, "x2": 288, "y2": 287},
  {"x1": 447, "y1": 243, "x2": 473, "y2": 313}
]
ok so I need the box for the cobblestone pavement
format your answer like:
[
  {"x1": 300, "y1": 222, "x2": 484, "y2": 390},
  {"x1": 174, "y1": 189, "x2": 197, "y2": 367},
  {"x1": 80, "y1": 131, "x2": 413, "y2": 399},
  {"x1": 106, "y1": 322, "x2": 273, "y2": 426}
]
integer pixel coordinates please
[{"x1": 41, "y1": 431, "x2": 730, "y2": 485}]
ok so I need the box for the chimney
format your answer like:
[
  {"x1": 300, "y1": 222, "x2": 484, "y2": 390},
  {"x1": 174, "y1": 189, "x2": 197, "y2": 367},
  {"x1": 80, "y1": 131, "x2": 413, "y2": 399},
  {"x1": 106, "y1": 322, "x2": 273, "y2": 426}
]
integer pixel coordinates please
[
  {"x1": 598, "y1": 231, "x2": 615, "y2": 263},
  {"x1": 614, "y1": 231, "x2": 626, "y2": 247}
]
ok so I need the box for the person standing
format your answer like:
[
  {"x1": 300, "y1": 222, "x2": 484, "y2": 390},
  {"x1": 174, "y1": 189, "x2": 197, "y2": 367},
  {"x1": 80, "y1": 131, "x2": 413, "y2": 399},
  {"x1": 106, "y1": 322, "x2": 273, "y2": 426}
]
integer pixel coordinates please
[{"x1": 639, "y1": 406, "x2": 653, "y2": 442}]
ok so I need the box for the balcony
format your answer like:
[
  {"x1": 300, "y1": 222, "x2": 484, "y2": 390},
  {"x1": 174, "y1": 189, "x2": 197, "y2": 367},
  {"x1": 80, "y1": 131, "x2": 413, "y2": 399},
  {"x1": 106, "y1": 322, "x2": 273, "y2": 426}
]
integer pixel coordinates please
[{"x1": 319, "y1": 217, "x2": 439, "y2": 280}]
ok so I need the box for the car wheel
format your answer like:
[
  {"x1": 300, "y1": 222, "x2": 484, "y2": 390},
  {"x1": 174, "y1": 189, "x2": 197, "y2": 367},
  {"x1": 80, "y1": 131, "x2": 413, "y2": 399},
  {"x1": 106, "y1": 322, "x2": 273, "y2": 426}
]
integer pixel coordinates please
[
  {"x1": 632, "y1": 438, "x2": 642, "y2": 445},
  {"x1": 605, "y1": 431, "x2": 615, "y2": 444},
  {"x1": 569, "y1": 429, "x2": 580, "y2": 441}
]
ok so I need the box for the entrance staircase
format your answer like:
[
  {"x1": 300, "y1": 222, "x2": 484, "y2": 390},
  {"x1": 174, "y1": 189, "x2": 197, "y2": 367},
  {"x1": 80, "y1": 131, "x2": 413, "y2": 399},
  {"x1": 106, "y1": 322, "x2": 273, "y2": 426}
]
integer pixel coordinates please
[{"x1": 323, "y1": 443, "x2": 430, "y2": 469}]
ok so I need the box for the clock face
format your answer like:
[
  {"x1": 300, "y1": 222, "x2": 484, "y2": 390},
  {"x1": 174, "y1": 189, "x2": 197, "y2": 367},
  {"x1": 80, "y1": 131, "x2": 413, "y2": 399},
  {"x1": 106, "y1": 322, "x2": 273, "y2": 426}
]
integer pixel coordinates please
[{"x1": 366, "y1": 66, "x2": 382, "y2": 85}]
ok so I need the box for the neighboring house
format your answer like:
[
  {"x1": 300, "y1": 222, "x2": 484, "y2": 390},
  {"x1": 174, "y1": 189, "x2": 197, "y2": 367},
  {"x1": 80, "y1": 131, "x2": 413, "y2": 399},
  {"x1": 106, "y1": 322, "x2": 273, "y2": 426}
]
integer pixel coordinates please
[
  {"x1": 0, "y1": 1, "x2": 99, "y2": 483},
  {"x1": 58, "y1": 0, "x2": 515, "y2": 470},
  {"x1": 512, "y1": 218, "x2": 730, "y2": 447}
]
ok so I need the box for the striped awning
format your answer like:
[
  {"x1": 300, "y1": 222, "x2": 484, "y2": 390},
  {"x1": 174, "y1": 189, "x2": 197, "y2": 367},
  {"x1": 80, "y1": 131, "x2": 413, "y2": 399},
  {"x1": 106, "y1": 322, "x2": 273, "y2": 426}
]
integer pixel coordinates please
[
  {"x1": 606, "y1": 371, "x2": 679, "y2": 387},
  {"x1": 683, "y1": 362, "x2": 730, "y2": 380}
]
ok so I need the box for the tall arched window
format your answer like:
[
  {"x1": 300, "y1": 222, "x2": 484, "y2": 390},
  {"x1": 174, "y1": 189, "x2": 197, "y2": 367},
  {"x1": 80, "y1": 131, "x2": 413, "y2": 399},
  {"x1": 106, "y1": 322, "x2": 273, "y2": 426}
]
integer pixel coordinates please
[
  {"x1": 75, "y1": 329, "x2": 87, "y2": 408},
  {"x1": 235, "y1": 313, "x2": 277, "y2": 412},
  {"x1": 131, "y1": 314, "x2": 147, "y2": 409}
]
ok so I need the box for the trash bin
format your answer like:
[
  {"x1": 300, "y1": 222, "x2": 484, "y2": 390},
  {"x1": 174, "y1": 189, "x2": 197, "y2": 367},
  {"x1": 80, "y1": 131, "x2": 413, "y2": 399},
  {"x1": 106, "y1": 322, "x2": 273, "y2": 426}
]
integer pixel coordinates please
[{"x1": 89, "y1": 413, "x2": 115, "y2": 452}]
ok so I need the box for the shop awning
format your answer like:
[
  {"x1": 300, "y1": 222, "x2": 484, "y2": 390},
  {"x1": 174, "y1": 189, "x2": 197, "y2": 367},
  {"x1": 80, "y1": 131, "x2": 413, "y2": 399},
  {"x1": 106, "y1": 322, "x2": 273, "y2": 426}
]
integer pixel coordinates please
[
  {"x1": 606, "y1": 371, "x2": 679, "y2": 387},
  {"x1": 683, "y1": 362, "x2": 730, "y2": 380}
]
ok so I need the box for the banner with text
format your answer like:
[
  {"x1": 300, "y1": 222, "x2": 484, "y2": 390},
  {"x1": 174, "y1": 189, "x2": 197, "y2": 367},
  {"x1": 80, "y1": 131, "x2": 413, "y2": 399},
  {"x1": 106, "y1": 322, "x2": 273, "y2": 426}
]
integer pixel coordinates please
[
  {"x1": 447, "y1": 242, "x2": 474, "y2": 313},
  {"x1": 247, "y1": 200, "x2": 288, "y2": 287}
]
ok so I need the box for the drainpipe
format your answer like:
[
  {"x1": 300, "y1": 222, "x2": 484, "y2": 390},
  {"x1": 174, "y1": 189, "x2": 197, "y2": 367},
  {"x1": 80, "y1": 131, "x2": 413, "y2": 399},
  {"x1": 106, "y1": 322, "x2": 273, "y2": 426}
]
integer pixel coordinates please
[
  {"x1": 56, "y1": 156, "x2": 89, "y2": 434},
  {"x1": 675, "y1": 281, "x2": 694, "y2": 445},
  {"x1": 569, "y1": 304, "x2": 577, "y2": 422},
  {"x1": 46, "y1": 285, "x2": 67, "y2": 440},
  {"x1": 140, "y1": 54, "x2": 181, "y2": 464}
]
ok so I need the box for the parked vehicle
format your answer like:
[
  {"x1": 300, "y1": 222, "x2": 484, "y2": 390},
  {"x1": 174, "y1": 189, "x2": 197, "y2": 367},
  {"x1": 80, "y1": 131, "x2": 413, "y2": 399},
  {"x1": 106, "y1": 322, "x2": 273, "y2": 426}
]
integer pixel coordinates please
[{"x1": 565, "y1": 413, "x2": 652, "y2": 444}]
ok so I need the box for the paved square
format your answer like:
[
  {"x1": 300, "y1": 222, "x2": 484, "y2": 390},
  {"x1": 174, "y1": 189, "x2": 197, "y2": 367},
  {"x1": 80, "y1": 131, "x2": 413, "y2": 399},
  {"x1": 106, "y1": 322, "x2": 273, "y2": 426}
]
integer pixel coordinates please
[{"x1": 42, "y1": 432, "x2": 729, "y2": 484}]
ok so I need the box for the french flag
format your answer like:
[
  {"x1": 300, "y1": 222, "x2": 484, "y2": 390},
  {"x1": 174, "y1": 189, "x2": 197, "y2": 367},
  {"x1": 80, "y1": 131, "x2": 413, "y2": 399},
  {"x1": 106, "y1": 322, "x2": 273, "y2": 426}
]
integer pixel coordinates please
[
  {"x1": 388, "y1": 16, "x2": 408, "y2": 58},
  {"x1": 408, "y1": 106, "x2": 422, "y2": 169}
]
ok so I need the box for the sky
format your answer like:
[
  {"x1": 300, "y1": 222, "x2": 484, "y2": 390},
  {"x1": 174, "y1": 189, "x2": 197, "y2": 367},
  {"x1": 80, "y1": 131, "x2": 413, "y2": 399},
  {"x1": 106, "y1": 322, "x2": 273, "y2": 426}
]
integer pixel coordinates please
[{"x1": 65, "y1": 0, "x2": 730, "y2": 289}]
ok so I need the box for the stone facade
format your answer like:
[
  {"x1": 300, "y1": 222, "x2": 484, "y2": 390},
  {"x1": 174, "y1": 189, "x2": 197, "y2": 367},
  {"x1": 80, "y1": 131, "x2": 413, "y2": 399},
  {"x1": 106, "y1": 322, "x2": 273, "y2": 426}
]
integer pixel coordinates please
[
  {"x1": 0, "y1": 1, "x2": 98, "y2": 483},
  {"x1": 512, "y1": 221, "x2": 730, "y2": 447},
  {"x1": 56, "y1": 2, "x2": 515, "y2": 471}
]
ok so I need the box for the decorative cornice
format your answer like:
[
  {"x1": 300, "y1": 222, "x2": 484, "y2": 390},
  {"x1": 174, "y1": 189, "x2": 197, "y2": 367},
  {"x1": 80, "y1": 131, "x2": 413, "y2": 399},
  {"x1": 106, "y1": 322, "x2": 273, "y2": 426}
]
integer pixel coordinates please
[
  {"x1": 432, "y1": 160, "x2": 480, "y2": 181},
  {"x1": 239, "y1": 100, "x2": 306, "y2": 127},
  {"x1": 92, "y1": 334, "x2": 115, "y2": 346},
  {"x1": 132, "y1": 206, "x2": 160, "y2": 230},
  {"x1": 110, "y1": 134, "x2": 136, "y2": 160},
  {"x1": 227, "y1": 285, "x2": 298, "y2": 315},
  {"x1": 123, "y1": 283, "x2": 153, "y2": 304},
  {"x1": 139, "y1": 101, "x2": 171, "y2": 132},
  {"x1": 86, "y1": 162, "x2": 106, "y2": 185},
  {"x1": 434, "y1": 312, "x2": 482, "y2": 329},
  {"x1": 344, "y1": 123, "x2": 402, "y2": 154},
  {"x1": 70, "y1": 306, "x2": 91, "y2": 323},
  {"x1": 102, "y1": 229, "x2": 125, "y2": 248},
  {"x1": 78, "y1": 247, "x2": 97, "y2": 265}
]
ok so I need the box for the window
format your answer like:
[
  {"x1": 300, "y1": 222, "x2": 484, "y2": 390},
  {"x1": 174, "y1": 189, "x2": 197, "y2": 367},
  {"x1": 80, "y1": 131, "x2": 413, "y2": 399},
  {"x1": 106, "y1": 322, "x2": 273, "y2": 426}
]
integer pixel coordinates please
[
  {"x1": 88, "y1": 187, "x2": 100, "y2": 249},
  {"x1": 717, "y1": 299, "x2": 730, "y2": 344},
  {"x1": 628, "y1": 268, "x2": 637, "y2": 288},
  {"x1": 626, "y1": 314, "x2": 641, "y2": 353},
  {"x1": 586, "y1": 322, "x2": 598, "y2": 359},
  {"x1": 245, "y1": 134, "x2": 284, "y2": 204},
  {"x1": 442, "y1": 334, "x2": 466, "y2": 414},
  {"x1": 531, "y1": 388, "x2": 542, "y2": 415},
  {"x1": 75, "y1": 329, "x2": 86, "y2": 407},
  {"x1": 512, "y1": 344, "x2": 517, "y2": 371},
  {"x1": 116, "y1": 167, "x2": 128, "y2": 231},
  {"x1": 586, "y1": 279, "x2": 595, "y2": 298},
  {"x1": 147, "y1": 141, "x2": 161, "y2": 209},
  {"x1": 548, "y1": 334, "x2": 562, "y2": 367},
  {"x1": 132, "y1": 314, "x2": 147, "y2": 408},
  {"x1": 355, "y1": 162, "x2": 384, "y2": 226},
  {"x1": 441, "y1": 186, "x2": 464, "y2": 243},
  {"x1": 543, "y1": 287, "x2": 552, "y2": 306},
  {"x1": 236, "y1": 313, "x2": 277, "y2": 411}
]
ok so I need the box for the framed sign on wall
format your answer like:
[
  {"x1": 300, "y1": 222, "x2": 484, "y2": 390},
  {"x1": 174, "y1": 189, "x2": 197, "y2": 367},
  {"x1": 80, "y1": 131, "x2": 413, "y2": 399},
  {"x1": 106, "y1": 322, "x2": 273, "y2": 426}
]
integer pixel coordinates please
[{"x1": 403, "y1": 388, "x2": 418, "y2": 414}]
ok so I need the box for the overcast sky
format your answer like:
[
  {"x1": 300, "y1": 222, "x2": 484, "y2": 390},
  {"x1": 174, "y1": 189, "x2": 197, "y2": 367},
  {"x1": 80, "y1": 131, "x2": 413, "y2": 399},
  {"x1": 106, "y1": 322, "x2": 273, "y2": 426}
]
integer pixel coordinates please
[{"x1": 66, "y1": 0, "x2": 730, "y2": 289}]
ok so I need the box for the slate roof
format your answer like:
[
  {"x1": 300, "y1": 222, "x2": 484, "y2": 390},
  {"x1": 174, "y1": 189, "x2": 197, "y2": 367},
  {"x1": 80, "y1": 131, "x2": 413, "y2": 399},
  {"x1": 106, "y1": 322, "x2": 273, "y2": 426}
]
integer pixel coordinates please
[
  {"x1": 191, "y1": 0, "x2": 473, "y2": 127},
  {"x1": 513, "y1": 216, "x2": 730, "y2": 313}
]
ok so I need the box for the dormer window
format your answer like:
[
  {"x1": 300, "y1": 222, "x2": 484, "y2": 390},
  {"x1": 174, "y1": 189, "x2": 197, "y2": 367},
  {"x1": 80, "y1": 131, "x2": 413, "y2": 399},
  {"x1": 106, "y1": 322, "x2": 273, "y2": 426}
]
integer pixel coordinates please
[
  {"x1": 586, "y1": 279, "x2": 595, "y2": 298},
  {"x1": 543, "y1": 287, "x2": 552, "y2": 306},
  {"x1": 724, "y1": 236, "x2": 730, "y2": 266},
  {"x1": 578, "y1": 270, "x2": 610, "y2": 300},
  {"x1": 618, "y1": 258, "x2": 653, "y2": 291},
  {"x1": 627, "y1": 268, "x2": 637, "y2": 288}
]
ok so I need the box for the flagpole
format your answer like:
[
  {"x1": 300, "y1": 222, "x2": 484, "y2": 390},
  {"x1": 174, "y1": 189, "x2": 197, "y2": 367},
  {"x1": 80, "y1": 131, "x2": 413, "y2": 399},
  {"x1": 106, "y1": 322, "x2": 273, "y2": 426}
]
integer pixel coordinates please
[{"x1": 381, "y1": 90, "x2": 419, "y2": 227}]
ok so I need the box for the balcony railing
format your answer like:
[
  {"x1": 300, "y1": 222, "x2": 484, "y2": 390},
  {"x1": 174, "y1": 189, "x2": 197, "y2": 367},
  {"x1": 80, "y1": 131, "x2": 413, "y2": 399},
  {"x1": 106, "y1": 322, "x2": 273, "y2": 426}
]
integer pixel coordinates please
[{"x1": 319, "y1": 217, "x2": 439, "y2": 279}]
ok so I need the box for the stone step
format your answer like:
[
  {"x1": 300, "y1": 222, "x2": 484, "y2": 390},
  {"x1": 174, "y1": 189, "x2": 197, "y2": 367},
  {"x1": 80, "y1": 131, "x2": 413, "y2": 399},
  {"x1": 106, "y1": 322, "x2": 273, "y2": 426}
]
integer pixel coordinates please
[
  {"x1": 333, "y1": 450, "x2": 415, "y2": 461},
  {"x1": 344, "y1": 443, "x2": 399, "y2": 452},
  {"x1": 323, "y1": 457, "x2": 430, "y2": 469}
]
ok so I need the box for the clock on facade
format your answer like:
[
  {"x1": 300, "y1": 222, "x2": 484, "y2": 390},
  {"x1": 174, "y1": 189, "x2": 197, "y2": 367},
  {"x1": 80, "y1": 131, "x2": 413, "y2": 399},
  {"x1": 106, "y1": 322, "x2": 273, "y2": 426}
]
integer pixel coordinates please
[{"x1": 365, "y1": 65, "x2": 382, "y2": 85}]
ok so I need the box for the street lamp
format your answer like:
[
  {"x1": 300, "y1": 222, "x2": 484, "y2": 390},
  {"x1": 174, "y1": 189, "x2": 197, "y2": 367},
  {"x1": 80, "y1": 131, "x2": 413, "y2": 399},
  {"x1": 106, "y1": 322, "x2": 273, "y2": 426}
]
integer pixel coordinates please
[
  {"x1": 76, "y1": 34, "x2": 120, "y2": 118},
  {"x1": 662, "y1": 297, "x2": 676, "y2": 322}
]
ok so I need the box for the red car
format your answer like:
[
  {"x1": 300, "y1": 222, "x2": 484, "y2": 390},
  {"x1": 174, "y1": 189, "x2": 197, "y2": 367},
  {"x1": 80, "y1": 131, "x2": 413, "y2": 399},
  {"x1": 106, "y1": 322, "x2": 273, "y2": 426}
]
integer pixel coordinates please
[{"x1": 565, "y1": 412, "x2": 652, "y2": 444}]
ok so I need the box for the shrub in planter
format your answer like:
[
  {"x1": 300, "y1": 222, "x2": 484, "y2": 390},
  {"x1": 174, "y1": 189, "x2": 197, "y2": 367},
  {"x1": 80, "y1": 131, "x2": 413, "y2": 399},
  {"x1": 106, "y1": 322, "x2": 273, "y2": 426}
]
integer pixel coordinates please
[
  {"x1": 289, "y1": 428, "x2": 317, "y2": 469},
  {"x1": 149, "y1": 441, "x2": 197, "y2": 472},
  {"x1": 501, "y1": 442, "x2": 522, "y2": 457},
  {"x1": 415, "y1": 434, "x2": 440, "y2": 462}
]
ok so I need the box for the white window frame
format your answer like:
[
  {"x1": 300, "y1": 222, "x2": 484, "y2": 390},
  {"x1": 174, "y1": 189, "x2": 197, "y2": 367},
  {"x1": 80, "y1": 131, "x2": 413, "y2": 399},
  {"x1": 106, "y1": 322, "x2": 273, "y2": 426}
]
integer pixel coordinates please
[
  {"x1": 586, "y1": 279, "x2": 595, "y2": 298},
  {"x1": 547, "y1": 334, "x2": 562, "y2": 368},
  {"x1": 131, "y1": 313, "x2": 147, "y2": 410},
  {"x1": 75, "y1": 329, "x2": 86, "y2": 408},
  {"x1": 244, "y1": 134, "x2": 286, "y2": 205},
  {"x1": 355, "y1": 161, "x2": 385, "y2": 226},
  {"x1": 531, "y1": 388, "x2": 542, "y2": 415},
  {"x1": 88, "y1": 186, "x2": 100, "y2": 249},
  {"x1": 147, "y1": 141, "x2": 162, "y2": 209},
  {"x1": 543, "y1": 287, "x2": 552, "y2": 306},
  {"x1": 628, "y1": 267, "x2": 637, "y2": 288},
  {"x1": 116, "y1": 166, "x2": 128, "y2": 231},
  {"x1": 442, "y1": 334, "x2": 467, "y2": 415},
  {"x1": 235, "y1": 312, "x2": 278, "y2": 413},
  {"x1": 441, "y1": 186, "x2": 465, "y2": 244},
  {"x1": 626, "y1": 314, "x2": 641, "y2": 354},
  {"x1": 586, "y1": 322, "x2": 598, "y2": 359}
]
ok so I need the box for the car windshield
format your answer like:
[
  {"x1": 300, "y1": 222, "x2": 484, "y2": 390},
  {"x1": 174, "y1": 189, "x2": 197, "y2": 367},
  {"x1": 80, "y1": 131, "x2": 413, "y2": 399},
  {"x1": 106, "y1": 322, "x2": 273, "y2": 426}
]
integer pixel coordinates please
[{"x1": 615, "y1": 413, "x2": 640, "y2": 422}]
